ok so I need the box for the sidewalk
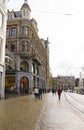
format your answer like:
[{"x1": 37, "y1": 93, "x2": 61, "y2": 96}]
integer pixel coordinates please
[
  {"x1": 36, "y1": 92, "x2": 84, "y2": 130},
  {"x1": 0, "y1": 94, "x2": 45, "y2": 130}
]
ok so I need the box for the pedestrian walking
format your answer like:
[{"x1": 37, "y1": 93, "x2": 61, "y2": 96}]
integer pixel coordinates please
[
  {"x1": 57, "y1": 87, "x2": 62, "y2": 100},
  {"x1": 34, "y1": 87, "x2": 39, "y2": 99},
  {"x1": 52, "y1": 88, "x2": 55, "y2": 95},
  {"x1": 39, "y1": 87, "x2": 43, "y2": 99},
  {"x1": 52, "y1": 88, "x2": 56, "y2": 95}
]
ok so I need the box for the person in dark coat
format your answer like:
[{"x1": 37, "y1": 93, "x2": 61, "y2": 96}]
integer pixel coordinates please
[
  {"x1": 57, "y1": 87, "x2": 62, "y2": 100},
  {"x1": 39, "y1": 87, "x2": 43, "y2": 99}
]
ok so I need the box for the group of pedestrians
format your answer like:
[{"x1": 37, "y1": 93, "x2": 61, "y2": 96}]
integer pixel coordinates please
[
  {"x1": 33, "y1": 86, "x2": 62, "y2": 101},
  {"x1": 34, "y1": 87, "x2": 43, "y2": 99}
]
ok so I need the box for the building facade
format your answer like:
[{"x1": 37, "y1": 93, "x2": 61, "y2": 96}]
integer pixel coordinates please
[
  {"x1": 5, "y1": 0, "x2": 49, "y2": 94},
  {"x1": 0, "y1": 0, "x2": 9, "y2": 99},
  {"x1": 57, "y1": 76, "x2": 75, "y2": 90}
]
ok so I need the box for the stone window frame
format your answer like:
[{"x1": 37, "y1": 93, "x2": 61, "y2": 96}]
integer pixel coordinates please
[
  {"x1": 11, "y1": 26, "x2": 17, "y2": 37},
  {"x1": 22, "y1": 25, "x2": 29, "y2": 35}
]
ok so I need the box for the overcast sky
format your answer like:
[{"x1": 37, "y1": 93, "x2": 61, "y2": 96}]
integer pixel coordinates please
[{"x1": 7, "y1": 0, "x2": 84, "y2": 78}]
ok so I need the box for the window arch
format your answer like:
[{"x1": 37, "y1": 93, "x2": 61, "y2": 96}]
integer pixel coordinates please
[{"x1": 20, "y1": 61, "x2": 29, "y2": 72}]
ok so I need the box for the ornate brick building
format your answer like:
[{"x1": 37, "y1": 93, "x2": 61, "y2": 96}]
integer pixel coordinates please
[
  {"x1": 5, "y1": 0, "x2": 49, "y2": 94},
  {"x1": 0, "y1": 0, "x2": 9, "y2": 99}
]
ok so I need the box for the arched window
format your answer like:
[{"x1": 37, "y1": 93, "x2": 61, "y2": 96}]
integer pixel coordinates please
[
  {"x1": 22, "y1": 26, "x2": 29, "y2": 35},
  {"x1": 20, "y1": 61, "x2": 29, "y2": 72}
]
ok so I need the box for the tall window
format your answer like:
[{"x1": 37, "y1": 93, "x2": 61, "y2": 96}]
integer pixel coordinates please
[
  {"x1": 32, "y1": 63, "x2": 35, "y2": 74},
  {"x1": 23, "y1": 9, "x2": 28, "y2": 16},
  {"x1": 11, "y1": 42, "x2": 15, "y2": 52},
  {"x1": 23, "y1": 10, "x2": 26, "y2": 16},
  {"x1": 25, "y1": 41, "x2": 28, "y2": 51},
  {"x1": 22, "y1": 26, "x2": 29, "y2": 35},
  {"x1": 22, "y1": 42, "x2": 25, "y2": 51},
  {"x1": 0, "y1": 13, "x2": 2, "y2": 28},
  {"x1": 6, "y1": 28, "x2": 9, "y2": 37},
  {"x1": 11, "y1": 27, "x2": 16, "y2": 36},
  {"x1": 8, "y1": 15, "x2": 12, "y2": 20}
]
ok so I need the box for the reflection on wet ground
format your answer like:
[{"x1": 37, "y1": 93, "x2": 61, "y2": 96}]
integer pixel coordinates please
[{"x1": 0, "y1": 94, "x2": 45, "y2": 130}]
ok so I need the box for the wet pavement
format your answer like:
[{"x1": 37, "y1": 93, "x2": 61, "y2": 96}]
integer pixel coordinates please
[
  {"x1": 36, "y1": 92, "x2": 84, "y2": 130},
  {"x1": 0, "y1": 94, "x2": 45, "y2": 130},
  {"x1": 0, "y1": 93, "x2": 84, "y2": 130}
]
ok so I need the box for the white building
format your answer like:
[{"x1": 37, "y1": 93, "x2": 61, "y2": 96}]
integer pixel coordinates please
[{"x1": 0, "y1": 0, "x2": 9, "y2": 99}]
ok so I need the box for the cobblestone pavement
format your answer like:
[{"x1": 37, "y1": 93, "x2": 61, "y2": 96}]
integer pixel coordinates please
[{"x1": 0, "y1": 94, "x2": 46, "y2": 130}]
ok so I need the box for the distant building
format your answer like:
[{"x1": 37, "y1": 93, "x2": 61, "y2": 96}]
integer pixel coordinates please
[
  {"x1": 0, "y1": 0, "x2": 9, "y2": 99},
  {"x1": 79, "y1": 71, "x2": 84, "y2": 89},
  {"x1": 75, "y1": 78, "x2": 79, "y2": 87},
  {"x1": 5, "y1": 0, "x2": 49, "y2": 94},
  {"x1": 57, "y1": 76, "x2": 75, "y2": 90}
]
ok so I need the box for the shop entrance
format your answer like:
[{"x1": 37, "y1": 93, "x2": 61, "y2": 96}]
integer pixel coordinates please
[{"x1": 20, "y1": 77, "x2": 29, "y2": 94}]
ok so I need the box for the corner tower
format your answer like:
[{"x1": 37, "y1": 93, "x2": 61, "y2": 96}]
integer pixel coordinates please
[{"x1": 21, "y1": 0, "x2": 31, "y2": 19}]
